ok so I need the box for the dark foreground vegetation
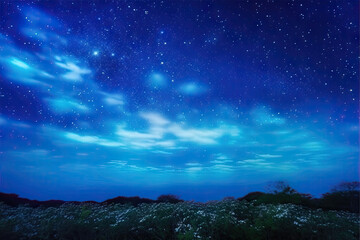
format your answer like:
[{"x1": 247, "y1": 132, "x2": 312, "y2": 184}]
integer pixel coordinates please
[{"x1": 0, "y1": 181, "x2": 359, "y2": 240}]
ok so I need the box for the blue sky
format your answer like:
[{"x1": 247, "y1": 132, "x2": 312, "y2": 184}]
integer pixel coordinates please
[{"x1": 0, "y1": 1, "x2": 358, "y2": 201}]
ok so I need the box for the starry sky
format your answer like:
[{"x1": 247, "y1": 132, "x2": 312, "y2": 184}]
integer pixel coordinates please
[{"x1": 0, "y1": 1, "x2": 358, "y2": 201}]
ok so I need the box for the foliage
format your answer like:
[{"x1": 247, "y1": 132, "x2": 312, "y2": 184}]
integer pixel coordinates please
[
  {"x1": 241, "y1": 181, "x2": 314, "y2": 207},
  {"x1": 265, "y1": 181, "x2": 296, "y2": 194},
  {"x1": 242, "y1": 181, "x2": 359, "y2": 213},
  {"x1": 331, "y1": 181, "x2": 360, "y2": 192},
  {"x1": 0, "y1": 182, "x2": 358, "y2": 239},
  {"x1": 157, "y1": 194, "x2": 183, "y2": 204},
  {"x1": 321, "y1": 190, "x2": 359, "y2": 213},
  {"x1": 0, "y1": 200, "x2": 358, "y2": 240}
]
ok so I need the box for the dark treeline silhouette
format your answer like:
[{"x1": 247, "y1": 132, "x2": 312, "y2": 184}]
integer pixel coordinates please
[
  {"x1": 103, "y1": 194, "x2": 183, "y2": 206},
  {"x1": 0, "y1": 193, "x2": 183, "y2": 208},
  {"x1": 0, "y1": 181, "x2": 358, "y2": 212},
  {"x1": 239, "y1": 181, "x2": 359, "y2": 213}
]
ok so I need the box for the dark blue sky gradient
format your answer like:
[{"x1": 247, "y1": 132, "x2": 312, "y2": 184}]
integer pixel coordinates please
[{"x1": 0, "y1": 0, "x2": 358, "y2": 201}]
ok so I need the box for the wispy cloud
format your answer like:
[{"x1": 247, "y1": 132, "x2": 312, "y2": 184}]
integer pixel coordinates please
[
  {"x1": 178, "y1": 81, "x2": 207, "y2": 95},
  {"x1": 252, "y1": 107, "x2": 285, "y2": 125},
  {"x1": 185, "y1": 162, "x2": 202, "y2": 166},
  {"x1": 55, "y1": 60, "x2": 91, "y2": 82},
  {"x1": 185, "y1": 167, "x2": 203, "y2": 172},
  {"x1": 65, "y1": 132, "x2": 124, "y2": 147},
  {"x1": 47, "y1": 98, "x2": 89, "y2": 114},
  {"x1": 100, "y1": 92, "x2": 125, "y2": 106},
  {"x1": 113, "y1": 112, "x2": 240, "y2": 148},
  {"x1": 257, "y1": 154, "x2": 282, "y2": 158}
]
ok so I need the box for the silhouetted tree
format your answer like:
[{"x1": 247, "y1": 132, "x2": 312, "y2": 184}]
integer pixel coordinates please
[
  {"x1": 330, "y1": 181, "x2": 360, "y2": 192},
  {"x1": 320, "y1": 181, "x2": 359, "y2": 213},
  {"x1": 248, "y1": 181, "x2": 314, "y2": 206},
  {"x1": 102, "y1": 196, "x2": 155, "y2": 206},
  {"x1": 265, "y1": 181, "x2": 296, "y2": 194},
  {"x1": 157, "y1": 194, "x2": 183, "y2": 203}
]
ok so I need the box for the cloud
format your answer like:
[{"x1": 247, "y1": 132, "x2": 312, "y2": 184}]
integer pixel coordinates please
[
  {"x1": 185, "y1": 162, "x2": 202, "y2": 166},
  {"x1": 10, "y1": 58, "x2": 31, "y2": 69},
  {"x1": 19, "y1": 7, "x2": 66, "y2": 45},
  {"x1": 55, "y1": 60, "x2": 91, "y2": 82},
  {"x1": 208, "y1": 164, "x2": 233, "y2": 171},
  {"x1": 47, "y1": 98, "x2": 90, "y2": 114},
  {"x1": 77, "y1": 153, "x2": 88, "y2": 156},
  {"x1": 152, "y1": 150, "x2": 173, "y2": 155},
  {"x1": 116, "y1": 127, "x2": 163, "y2": 140},
  {"x1": 167, "y1": 124, "x2": 239, "y2": 145},
  {"x1": 257, "y1": 154, "x2": 282, "y2": 158},
  {"x1": 22, "y1": 7, "x2": 62, "y2": 29},
  {"x1": 140, "y1": 112, "x2": 170, "y2": 126},
  {"x1": 238, "y1": 159, "x2": 265, "y2": 163},
  {"x1": 186, "y1": 167, "x2": 203, "y2": 172},
  {"x1": 0, "y1": 116, "x2": 7, "y2": 125},
  {"x1": 215, "y1": 154, "x2": 229, "y2": 160},
  {"x1": 115, "y1": 112, "x2": 240, "y2": 147},
  {"x1": 237, "y1": 159, "x2": 275, "y2": 169},
  {"x1": 210, "y1": 160, "x2": 233, "y2": 164},
  {"x1": 148, "y1": 72, "x2": 167, "y2": 89},
  {"x1": 211, "y1": 154, "x2": 233, "y2": 164},
  {"x1": 167, "y1": 124, "x2": 220, "y2": 144},
  {"x1": 302, "y1": 141, "x2": 325, "y2": 151},
  {"x1": 65, "y1": 132, "x2": 123, "y2": 147},
  {"x1": 105, "y1": 97, "x2": 124, "y2": 105},
  {"x1": 252, "y1": 107, "x2": 285, "y2": 125},
  {"x1": 276, "y1": 145, "x2": 297, "y2": 151},
  {"x1": 62, "y1": 112, "x2": 240, "y2": 150},
  {"x1": 108, "y1": 160, "x2": 127, "y2": 167},
  {"x1": 179, "y1": 82, "x2": 207, "y2": 95},
  {"x1": 2, "y1": 56, "x2": 51, "y2": 86},
  {"x1": 129, "y1": 139, "x2": 175, "y2": 148},
  {"x1": 101, "y1": 92, "x2": 125, "y2": 106}
]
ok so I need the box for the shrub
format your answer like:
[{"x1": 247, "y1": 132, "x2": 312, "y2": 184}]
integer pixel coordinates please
[
  {"x1": 0, "y1": 201, "x2": 358, "y2": 240},
  {"x1": 157, "y1": 194, "x2": 183, "y2": 203}
]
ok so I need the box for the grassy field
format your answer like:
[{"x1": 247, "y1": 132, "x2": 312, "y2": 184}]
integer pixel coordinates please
[{"x1": 0, "y1": 200, "x2": 358, "y2": 240}]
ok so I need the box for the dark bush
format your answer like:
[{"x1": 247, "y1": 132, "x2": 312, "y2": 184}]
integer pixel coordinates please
[
  {"x1": 157, "y1": 194, "x2": 183, "y2": 203},
  {"x1": 238, "y1": 191, "x2": 265, "y2": 201},
  {"x1": 239, "y1": 182, "x2": 313, "y2": 207},
  {"x1": 102, "y1": 196, "x2": 155, "y2": 206},
  {"x1": 318, "y1": 181, "x2": 360, "y2": 213}
]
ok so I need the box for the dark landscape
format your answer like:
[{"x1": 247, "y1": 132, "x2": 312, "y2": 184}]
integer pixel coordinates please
[{"x1": 1, "y1": 181, "x2": 359, "y2": 240}]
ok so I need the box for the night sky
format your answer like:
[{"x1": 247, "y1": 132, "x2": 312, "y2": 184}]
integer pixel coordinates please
[{"x1": 0, "y1": 1, "x2": 358, "y2": 201}]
